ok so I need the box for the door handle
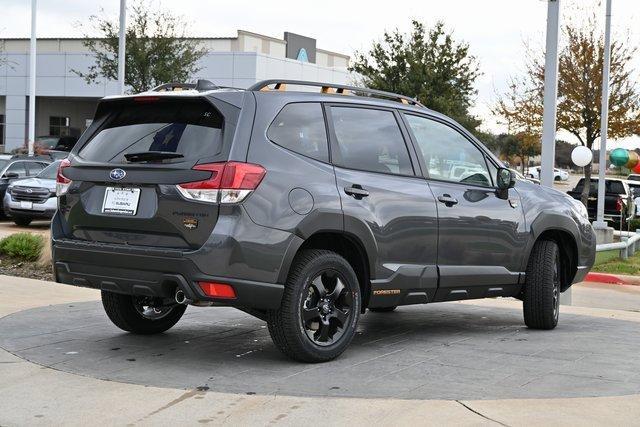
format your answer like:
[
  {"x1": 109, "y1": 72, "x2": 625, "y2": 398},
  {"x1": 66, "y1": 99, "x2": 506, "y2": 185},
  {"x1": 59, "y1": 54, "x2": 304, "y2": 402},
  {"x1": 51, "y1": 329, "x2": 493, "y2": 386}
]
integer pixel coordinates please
[
  {"x1": 437, "y1": 194, "x2": 458, "y2": 206},
  {"x1": 344, "y1": 184, "x2": 369, "y2": 200}
]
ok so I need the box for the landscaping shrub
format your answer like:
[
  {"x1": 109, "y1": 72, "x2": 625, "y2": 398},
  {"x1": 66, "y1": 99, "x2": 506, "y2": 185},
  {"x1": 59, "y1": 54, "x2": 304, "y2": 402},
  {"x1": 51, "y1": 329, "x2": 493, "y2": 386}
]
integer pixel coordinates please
[
  {"x1": 0, "y1": 233, "x2": 44, "y2": 262},
  {"x1": 629, "y1": 218, "x2": 640, "y2": 232}
]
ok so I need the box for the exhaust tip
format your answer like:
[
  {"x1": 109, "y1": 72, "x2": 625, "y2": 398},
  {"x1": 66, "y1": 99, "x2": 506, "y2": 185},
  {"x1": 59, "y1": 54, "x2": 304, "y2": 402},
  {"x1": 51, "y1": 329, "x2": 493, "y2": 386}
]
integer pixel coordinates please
[{"x1": 175, "y1": 289, "x2": 188, "y2": 305}]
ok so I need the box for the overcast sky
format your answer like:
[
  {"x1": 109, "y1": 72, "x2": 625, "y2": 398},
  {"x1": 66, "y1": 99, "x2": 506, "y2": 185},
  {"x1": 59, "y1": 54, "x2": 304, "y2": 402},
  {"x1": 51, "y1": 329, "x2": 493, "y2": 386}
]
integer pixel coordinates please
[{"x1": 2, "y1": 0, "x2": 640, "y2": 148}]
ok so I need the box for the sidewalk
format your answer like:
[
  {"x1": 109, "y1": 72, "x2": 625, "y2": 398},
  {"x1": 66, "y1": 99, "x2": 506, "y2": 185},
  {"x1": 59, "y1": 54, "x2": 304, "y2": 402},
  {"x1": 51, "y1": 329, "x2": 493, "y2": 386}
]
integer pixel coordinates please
[{"x1": 1, "y1": 275, "x2": 639, "y2": 426}]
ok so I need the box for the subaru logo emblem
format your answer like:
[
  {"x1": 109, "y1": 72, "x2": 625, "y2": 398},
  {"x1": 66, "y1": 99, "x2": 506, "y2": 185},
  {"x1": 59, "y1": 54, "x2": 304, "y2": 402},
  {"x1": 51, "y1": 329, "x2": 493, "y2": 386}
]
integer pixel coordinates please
[
  {"x1": 110, "y1": 168, "x2": 126, "y2": 181},
  {"x1": 26, "y1": 188, "x2": 33, "y2": 193}
]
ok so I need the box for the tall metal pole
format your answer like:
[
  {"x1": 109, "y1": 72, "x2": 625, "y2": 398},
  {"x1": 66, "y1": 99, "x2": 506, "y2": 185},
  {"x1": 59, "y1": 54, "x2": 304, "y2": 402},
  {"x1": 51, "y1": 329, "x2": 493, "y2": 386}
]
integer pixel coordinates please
[
  {"x1": 117, "y1": 0, "x2": 126, "y2": 94},
  {"x1": 594, "y1": 0, "x2": 613, "y2": 228},
  {"x1": 540, "y1": 0, "x2": 561, "y2": 187},
  {"x1": 27, "y1": 0, "x2": 37, "y2": 157}
]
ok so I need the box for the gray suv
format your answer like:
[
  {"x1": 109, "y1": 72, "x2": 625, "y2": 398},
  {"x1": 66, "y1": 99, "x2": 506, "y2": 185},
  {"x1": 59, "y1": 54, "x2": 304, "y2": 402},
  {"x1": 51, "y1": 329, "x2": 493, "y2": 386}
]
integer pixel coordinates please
[{"x1": 52, "y1": 80, "x2": 596, "y2": 362}]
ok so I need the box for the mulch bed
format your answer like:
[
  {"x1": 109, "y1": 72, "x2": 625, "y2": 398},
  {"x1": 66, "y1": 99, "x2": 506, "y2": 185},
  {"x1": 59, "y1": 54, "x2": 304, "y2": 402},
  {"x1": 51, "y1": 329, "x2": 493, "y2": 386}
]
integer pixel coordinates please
[{"x1": 0, "y1": 255, "x2": 54, "y2": 281}]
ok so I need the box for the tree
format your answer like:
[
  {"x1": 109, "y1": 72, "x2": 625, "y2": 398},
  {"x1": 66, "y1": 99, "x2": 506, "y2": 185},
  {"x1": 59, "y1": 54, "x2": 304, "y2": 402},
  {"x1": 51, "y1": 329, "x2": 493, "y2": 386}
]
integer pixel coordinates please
[
  {"x1": 494, "y1": 133, "x2": 541, "y2": 174},
  {"x1": 555, "y1": 140, "x2": 575, "y2": 169},
  {"x1": 73, "y1": 1, "x2": 207, "y2": 93},
  {"x1": 350, "y1": 20, "x2": 483, "y2": 137},
  {"x1": 494, "y1": 12, "x2": 640, "y2": 206}
]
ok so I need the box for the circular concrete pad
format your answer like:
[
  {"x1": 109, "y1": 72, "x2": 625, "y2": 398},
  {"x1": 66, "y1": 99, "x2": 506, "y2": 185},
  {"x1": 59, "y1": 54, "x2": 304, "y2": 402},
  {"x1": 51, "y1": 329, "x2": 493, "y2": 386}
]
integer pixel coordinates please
[{"x1": 1, "y1": 301, "x2": 639, "y2": 400}]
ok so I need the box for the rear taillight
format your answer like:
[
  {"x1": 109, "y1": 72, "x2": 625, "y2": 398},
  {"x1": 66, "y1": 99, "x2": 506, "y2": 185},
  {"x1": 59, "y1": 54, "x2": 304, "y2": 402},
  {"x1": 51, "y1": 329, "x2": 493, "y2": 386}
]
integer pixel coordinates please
[
  {"x1": 616, "y1": 198, "x2": 623, "y2": 212},
  {"x1": 177, "y1": 162, "x2": 266, "y2": 204},
  {"x1": 56, "y1": 158, "x2": 72, "y2": 196}
]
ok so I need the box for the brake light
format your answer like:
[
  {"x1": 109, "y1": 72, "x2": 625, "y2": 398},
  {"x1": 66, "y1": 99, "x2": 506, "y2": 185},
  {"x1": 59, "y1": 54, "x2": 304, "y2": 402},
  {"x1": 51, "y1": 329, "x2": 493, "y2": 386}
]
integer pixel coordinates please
[
  {"x1": 198, "y1": 281, "x2": 236, "y2": 299},
  {"x1": 56, "y1": 158, "x2": 72, "y2": 196},
  {"x1": 133, "y1": 96, "x2": 160, "y2": 103},
  {"x1": 177, "y1": 162, "x2": 265, "y2": 204},
  {"x1": 616, "y1": 198, "x2": 623, "y2": 212}
]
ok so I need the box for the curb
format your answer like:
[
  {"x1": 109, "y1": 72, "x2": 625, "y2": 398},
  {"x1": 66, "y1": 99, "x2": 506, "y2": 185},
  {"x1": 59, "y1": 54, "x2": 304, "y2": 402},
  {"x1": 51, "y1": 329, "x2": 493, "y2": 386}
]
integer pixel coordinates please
[{"x1": 584, "y1": 272, "x2": 640, "y2": 286}]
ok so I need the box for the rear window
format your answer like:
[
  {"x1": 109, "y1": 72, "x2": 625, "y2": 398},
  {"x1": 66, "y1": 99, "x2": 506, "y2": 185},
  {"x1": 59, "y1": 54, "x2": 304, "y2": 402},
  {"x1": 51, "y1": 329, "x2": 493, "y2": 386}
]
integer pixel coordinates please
[
  {"x1": 575, "y1": 179, "x2": 626, "y2": 194},
  {"x1": 78, "y1": 99, "x2": 224, "y2": 164}
]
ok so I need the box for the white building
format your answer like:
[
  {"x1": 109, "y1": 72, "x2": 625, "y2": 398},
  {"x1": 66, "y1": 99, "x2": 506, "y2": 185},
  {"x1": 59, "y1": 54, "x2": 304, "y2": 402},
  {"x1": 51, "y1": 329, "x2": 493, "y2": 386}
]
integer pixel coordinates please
[{"x1": 0, "y1": 30, "x2": 350, "y2": 152}]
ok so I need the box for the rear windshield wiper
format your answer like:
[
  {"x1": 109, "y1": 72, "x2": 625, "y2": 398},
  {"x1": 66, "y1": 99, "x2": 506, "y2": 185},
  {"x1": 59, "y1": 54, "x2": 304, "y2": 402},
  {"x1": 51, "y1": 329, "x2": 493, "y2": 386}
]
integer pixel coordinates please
[{"x1": 124, "y1": 151, "x2": 184, "y2": 163}]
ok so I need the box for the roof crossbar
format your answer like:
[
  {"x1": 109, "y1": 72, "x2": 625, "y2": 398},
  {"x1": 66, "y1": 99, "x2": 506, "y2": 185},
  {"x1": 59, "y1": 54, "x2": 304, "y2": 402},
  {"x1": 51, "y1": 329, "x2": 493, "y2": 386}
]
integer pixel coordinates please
[{"x1": 248, "y1": 79, "x2": 424, "y2": 108}]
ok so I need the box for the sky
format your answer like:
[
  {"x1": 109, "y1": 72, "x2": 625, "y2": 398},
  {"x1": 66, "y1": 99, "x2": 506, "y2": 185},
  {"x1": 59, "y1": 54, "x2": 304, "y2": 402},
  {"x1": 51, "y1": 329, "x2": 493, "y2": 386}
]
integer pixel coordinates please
[{"x1": 2, "y1": 0, "x2": 640, "y2": 148}]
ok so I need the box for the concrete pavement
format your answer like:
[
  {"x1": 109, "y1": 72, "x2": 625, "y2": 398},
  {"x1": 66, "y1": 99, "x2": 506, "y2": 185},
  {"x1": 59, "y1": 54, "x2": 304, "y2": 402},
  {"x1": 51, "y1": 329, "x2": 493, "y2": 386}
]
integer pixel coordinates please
[
  {"x1": 1, "y1": 275, "x2": 640, "y2": 426},
  {"x1": 0, "y1": 220, "x2": 50, "y2": 239}
]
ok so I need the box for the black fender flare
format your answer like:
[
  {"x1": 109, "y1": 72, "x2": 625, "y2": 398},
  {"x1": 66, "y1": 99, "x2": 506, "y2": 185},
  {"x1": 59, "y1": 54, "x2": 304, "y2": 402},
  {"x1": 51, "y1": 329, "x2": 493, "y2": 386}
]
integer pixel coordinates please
[
  {"x1": 521, "y1": 211, "x2": 581, "y2": 284},
  {"x1": 276, "y1": 210, "x2": 378, "y2": 285}
]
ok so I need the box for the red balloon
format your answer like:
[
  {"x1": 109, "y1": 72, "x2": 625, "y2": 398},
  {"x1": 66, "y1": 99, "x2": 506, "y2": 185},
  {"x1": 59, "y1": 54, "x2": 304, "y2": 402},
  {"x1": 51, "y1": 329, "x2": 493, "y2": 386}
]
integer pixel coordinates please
[{"x1": 634, "y1": 162, "x2": 640, "y2": 173}]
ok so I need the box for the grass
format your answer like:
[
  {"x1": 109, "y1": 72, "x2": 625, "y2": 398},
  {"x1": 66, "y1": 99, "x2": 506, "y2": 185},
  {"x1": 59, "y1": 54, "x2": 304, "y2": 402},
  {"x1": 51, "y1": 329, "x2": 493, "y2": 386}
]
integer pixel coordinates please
[{"x1": 592, "y1": 250, "x2": 640, "y2": 276}]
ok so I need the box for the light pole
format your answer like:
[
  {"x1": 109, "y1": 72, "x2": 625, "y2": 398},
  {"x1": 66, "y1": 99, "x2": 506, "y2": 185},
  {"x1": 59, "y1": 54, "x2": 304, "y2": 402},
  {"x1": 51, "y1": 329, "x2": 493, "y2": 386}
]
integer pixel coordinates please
[
  {"x1": 594, "y1": 0, "x2": 613, "y2": 230},
  {"x1": 539, "y1": 0, "x2": 561, "y2": 188},
  {"x1": 27, "y1": 0, "x2": 37, "y2": 157},
  {"x1": 539, "y1": 0, "x2": 571, "y2": 304},
  {"x1": 118, "y1": 0, "x2": 126, "y2": 94}
]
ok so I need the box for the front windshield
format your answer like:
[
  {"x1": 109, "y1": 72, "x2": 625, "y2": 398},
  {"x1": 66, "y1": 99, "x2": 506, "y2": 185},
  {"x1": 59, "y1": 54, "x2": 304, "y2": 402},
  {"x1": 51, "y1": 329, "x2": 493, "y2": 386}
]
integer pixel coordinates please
[{"x1": 37, "y1": 161, "x2": 60, "y2": 180}]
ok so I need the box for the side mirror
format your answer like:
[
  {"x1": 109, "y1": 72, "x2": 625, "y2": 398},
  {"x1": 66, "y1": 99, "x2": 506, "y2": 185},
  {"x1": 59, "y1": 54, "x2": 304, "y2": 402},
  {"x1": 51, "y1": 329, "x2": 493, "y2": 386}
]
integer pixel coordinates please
[
  {"x1": 497, "y1": 168, "x2": 516, "y2": 190},
  {"x1": 2, "y1": 172, "x2": 19, "y2": 180}
]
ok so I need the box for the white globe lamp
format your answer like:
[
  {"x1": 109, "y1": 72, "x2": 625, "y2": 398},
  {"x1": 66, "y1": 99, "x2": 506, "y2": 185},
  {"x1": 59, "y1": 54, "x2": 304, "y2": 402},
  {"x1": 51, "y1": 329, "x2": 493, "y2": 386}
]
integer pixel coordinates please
[{"x1": 571, "y1": 146, "x2": 593, "y2": 167}]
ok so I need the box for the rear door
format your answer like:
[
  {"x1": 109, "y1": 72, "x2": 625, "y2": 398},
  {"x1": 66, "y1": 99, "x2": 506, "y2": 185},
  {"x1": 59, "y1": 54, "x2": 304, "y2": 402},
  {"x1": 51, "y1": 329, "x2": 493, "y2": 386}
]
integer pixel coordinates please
[
  {"x1": 402, "y1": 113, "x2": 528, "y2": 300},
  {"x1": 327, "y1": 105, "x2": 439, "y2": 306},
  {"x1": 58, "y1": 96, "x2": 240, "y2": 249}
]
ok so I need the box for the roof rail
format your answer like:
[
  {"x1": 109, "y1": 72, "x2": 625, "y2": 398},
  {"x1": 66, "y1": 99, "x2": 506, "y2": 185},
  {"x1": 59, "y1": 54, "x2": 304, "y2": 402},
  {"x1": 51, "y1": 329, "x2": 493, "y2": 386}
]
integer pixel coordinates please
[
  {"x1": 247, "y1": 80, "x2": 424, "y2": 108},
  {"x1": 151, "y1": 79, "x2": 220, "y2": 92}
]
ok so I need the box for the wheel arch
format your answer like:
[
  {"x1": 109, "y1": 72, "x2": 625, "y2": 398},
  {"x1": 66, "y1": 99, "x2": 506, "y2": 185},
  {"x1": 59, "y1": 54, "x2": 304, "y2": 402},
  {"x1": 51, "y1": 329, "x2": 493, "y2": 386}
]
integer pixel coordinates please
[
  {"x1": 527, "y1": 213, "x2": 580, "y2": 291},
  {"x1": 278, "y1": 231, "x2": 373, "y2": 312}
]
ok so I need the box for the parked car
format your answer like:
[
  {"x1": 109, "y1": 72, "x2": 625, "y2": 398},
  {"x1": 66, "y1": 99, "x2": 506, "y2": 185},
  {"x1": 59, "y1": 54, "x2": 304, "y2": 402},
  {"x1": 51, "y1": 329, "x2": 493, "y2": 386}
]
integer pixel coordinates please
[
  {"x1": 51, "y1": 79, "x2": 596, "y2": 362},
  {"x1": 627, "y1": 174, "x2": 640, "y2": 182},
  {"x1": 0, "y1": 157, "x2": 51, "y2": 215},
  {"x1": 528, "y1": 166, "x2": 569, "y2": 181},
  {"x1": 36, "y1": 135, "x2": 78, "y2": 152},
  {"x1": 567, "y1": 178, "x2": 634, "y2": 227},
  {"x1": 3, "y1": 160, "x2": 60, "y2": 226},
  {"x1": 511, "y1": 168, "x2": 540, "y2": 185}
]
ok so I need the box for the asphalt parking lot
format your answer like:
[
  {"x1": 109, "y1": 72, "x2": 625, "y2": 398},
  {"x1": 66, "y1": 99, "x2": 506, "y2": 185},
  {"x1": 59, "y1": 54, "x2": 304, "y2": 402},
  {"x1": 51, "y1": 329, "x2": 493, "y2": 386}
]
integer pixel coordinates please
[{"x1": 1, "y1": 277, "x2": 640, "y2": 425}]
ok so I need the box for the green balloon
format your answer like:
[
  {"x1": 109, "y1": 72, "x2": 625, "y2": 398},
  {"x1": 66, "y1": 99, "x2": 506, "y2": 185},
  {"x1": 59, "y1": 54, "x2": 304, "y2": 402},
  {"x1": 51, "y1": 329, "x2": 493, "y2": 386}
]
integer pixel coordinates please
[{"x1": 610, "y1": 148, "x2": 629, "y2": 167}]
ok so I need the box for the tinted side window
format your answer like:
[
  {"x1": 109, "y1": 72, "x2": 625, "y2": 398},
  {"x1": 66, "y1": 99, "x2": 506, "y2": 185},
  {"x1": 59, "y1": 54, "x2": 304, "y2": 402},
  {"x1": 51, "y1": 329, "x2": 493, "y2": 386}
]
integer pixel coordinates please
[
  {"x1": 330, "y1": 107, "x2": 413, "y2": 175},
  {"x1": 267, "y1": 103, "x2": 328, "y2": 162},
  {"x1": 405, "y1": 114, "x2": 492, "y2": 187}
]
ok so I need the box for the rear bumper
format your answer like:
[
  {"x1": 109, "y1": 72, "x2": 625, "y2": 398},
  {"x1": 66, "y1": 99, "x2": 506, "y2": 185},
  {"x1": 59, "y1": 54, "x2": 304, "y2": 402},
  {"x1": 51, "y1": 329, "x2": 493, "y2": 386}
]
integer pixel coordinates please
[{"x1": 52, "y1": 238, "x2": 284, "y2": 310}]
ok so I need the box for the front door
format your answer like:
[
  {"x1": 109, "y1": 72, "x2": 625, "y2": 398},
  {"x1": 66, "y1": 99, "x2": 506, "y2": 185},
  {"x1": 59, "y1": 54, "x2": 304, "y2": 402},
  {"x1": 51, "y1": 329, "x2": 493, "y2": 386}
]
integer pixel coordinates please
[
  {"x1": 403, "y1": 113, "x2": 528, "y2": 301},
  {"x1": 327, "y1": 105, "x2": 439, "y2": 307}
]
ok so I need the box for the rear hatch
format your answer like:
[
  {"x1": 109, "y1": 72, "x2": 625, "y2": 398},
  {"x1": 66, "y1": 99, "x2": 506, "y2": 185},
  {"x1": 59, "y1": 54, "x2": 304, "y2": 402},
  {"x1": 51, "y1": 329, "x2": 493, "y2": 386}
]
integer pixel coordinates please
[{"x1": 57, "y1": 95, "x2": 243, "y2": 249}]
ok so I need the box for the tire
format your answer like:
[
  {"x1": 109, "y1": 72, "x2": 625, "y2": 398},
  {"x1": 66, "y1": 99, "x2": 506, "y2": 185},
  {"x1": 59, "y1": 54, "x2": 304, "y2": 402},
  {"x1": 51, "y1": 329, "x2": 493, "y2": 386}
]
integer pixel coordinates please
[
  {"x1": 267, "y1": 249, "x2": 361, "y2": 363},
  {"x1": 13, "y1": 216, "x2": 32, "y2": 226},
  {"x1": 523, "y1": 240, "x2": 561, "y2": 330},
  {"x1": 369, "y1": 306, "x2": 397, "y2": 313},
  {"x1": 101, "y1": 290, "x2": 186, "y2": 335}
]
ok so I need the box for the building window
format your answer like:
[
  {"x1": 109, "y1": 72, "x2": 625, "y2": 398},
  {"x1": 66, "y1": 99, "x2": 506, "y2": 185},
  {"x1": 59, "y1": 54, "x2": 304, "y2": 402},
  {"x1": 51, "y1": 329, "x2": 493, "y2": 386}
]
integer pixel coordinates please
[
  {"x1": 49, "y1": 116, "x2": 71, "y2": 136},
  {"x1": 0, "y1": 114, "x2": 5, "y2": 149}
]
